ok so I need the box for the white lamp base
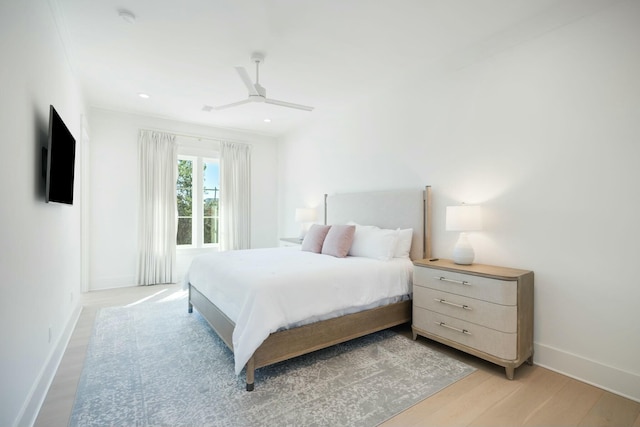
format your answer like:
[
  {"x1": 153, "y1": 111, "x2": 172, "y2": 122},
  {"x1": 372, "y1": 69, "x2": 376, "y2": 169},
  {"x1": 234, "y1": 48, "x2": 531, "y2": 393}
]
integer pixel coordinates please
[
  {"x1": 452, "y1": 232, "x2": 475, "y2": 265},
  {"x1": 298, "y1": 223, "x2": 310, "y2": 241}
]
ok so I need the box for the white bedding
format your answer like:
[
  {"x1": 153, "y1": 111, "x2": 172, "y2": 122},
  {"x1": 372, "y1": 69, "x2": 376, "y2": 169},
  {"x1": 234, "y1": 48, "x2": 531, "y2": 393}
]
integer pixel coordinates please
[{"x1": 184, "y1": 247, "x2": 413, "y2": 374}]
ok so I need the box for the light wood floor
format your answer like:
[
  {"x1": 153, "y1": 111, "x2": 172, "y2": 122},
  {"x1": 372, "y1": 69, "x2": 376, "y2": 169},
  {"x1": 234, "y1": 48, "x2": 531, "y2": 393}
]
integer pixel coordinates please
[{"x1": 35, "y1": 284, "x2": 640, "y2": 427}]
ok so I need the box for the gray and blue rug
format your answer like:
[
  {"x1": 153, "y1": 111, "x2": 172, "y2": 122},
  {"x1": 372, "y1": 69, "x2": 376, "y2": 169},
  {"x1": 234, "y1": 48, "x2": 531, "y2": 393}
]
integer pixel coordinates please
[{"x1": 69, "y1": 290, "x2": 475, "y2": 426}]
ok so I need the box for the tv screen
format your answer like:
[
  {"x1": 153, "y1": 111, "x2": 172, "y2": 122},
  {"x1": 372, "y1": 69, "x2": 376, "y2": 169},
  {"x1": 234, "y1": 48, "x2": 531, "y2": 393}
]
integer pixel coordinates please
[{"x1": 45, "y1": 105, "x2": 76, "y2": 204}]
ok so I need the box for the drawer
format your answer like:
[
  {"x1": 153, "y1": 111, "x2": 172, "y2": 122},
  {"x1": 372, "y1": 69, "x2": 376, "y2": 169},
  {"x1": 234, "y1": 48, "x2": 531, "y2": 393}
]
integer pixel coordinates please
[
  {"x1": 414, "y1": 267, "x2": 516, "y2": 305},
  {"x1": 413, "y1": 286, "x2": 517, "y2": 333},
  {"x1": 413, "y1": 307, "x2": 517, "y2": 360}
]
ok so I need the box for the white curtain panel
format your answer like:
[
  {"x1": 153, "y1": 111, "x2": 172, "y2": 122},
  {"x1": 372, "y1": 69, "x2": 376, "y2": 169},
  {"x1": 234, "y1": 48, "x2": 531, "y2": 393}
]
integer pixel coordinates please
[
  {"x1": 219, "y1": 141, "x2": 251, "y2": 251},
  {"x1": 137, "y1": 130, "x2": 178, "y2": 285}
]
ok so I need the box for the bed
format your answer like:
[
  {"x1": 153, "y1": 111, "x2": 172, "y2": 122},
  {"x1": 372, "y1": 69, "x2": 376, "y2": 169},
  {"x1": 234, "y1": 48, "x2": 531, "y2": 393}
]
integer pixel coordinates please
[{"x1": 186, "y1": 186, "x2": 432, "y2": 390}]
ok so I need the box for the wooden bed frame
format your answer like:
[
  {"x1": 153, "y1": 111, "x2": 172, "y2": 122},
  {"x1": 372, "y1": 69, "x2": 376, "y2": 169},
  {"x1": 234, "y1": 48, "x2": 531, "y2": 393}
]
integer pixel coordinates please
[{"x1": 188, "y1": 186, "x2": 432, "y2": 391}]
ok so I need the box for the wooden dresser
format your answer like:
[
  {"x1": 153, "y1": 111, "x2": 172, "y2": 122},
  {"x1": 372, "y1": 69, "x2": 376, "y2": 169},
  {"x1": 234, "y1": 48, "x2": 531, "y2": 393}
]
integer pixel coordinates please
[{"x1": 412, "y1": 258, "x2": 534, "y2": 379}]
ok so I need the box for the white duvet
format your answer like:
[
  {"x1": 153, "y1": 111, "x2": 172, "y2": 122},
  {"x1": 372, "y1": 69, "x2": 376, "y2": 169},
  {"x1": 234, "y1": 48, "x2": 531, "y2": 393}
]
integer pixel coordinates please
[{"x1": 184, "y1": 247, "x2": 413, "y2": 374}]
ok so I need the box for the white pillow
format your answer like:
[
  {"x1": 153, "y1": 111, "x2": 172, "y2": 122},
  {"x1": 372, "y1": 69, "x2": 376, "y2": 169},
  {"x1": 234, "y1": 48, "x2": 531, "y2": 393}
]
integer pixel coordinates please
[
  {"x1": 394, "y1": 228, "x2": 413, "y2": 258},
  {"x1": 348, "y1": 222, "x2": 399, "y2": 261}
]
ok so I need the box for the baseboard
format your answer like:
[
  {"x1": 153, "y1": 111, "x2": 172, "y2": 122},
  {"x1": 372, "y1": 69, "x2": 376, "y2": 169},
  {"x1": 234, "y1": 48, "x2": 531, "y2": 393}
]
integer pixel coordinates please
[
  {"x1": 90, "y1": 275, "x2": 137, "y2": 291},
  {"x1": 534, "y1": 342, "x2": 640, "y2": 403},
  {"x1": 15, "y1": 302, "x2": 83, "y2": 427}
]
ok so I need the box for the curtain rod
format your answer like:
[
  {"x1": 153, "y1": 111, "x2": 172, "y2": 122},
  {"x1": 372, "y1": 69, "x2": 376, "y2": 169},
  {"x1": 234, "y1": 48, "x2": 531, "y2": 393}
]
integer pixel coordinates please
[{"x1": 141, "y1": 127, "x2": 253, "y2": 146}]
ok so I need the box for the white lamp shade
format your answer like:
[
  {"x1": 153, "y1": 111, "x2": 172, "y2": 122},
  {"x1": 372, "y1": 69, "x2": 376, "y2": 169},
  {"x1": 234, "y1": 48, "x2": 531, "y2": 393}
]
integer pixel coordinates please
[
  {"x1": 295, "y1": 208, "x2": 316, "y2": 223},
  {"x1": 446, "y1": 205, "x2": 482, "y2": 232},
  {"x1": 295, "y1": 207, "x2": 316, "y2": 240}
]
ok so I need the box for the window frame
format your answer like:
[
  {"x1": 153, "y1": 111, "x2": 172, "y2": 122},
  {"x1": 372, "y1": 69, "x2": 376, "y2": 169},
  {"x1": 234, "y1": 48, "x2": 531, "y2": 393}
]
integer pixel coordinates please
[
  {"x1": 176, "y1": 155, "x2": 196, "y2": 248},
  {"x1": 176, "y1": 142, "x2": 220, "y2": 250},
  {"x1": 202, "y1": 158, "x2": 220, "y2": 246}
]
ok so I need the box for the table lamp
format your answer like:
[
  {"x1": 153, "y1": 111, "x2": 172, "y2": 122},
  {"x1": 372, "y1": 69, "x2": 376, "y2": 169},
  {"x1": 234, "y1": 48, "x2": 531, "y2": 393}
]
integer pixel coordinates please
[
  {"x1": 446, "y1": 204, "x2": 482, "y2": 265},
  {"x1": 295, "y1": 208, "x2": 317, "y2": 240}
]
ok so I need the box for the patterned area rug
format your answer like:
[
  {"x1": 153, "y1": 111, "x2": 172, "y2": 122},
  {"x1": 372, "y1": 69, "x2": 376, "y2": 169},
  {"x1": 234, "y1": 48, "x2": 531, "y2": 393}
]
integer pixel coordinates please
[{"x1": 70, "y1": 290, "x2": 475, "y2": 427}]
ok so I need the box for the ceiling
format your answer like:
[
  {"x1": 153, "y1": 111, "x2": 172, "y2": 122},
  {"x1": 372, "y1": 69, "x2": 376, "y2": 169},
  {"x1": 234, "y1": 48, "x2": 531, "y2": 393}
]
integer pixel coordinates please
[{"x1": 54, "y1": 0, "x2": 609, "y2": 137}]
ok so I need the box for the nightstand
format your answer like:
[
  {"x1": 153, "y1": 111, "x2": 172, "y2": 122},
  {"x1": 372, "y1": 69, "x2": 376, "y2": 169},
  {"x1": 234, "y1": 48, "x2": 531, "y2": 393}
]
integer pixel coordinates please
[
  {"x1": 412, "y1": 258, "x2": 534, "y2": 379},
  {"x1": 279, "y1": 237, "x2": 302, "y2": 247}
]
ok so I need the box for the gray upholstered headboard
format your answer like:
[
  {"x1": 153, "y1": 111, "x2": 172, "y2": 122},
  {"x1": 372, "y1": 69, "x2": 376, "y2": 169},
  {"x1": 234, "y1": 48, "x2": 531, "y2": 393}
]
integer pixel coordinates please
[{"x1": 324, "y1": 186, "x2": 432, "y2": 260}]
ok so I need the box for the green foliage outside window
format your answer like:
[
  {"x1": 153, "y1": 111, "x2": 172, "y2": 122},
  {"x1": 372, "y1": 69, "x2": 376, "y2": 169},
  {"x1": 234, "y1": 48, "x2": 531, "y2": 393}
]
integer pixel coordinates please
[{"x1": 177, "y1": 159, "x2": 192, "y2": 245}]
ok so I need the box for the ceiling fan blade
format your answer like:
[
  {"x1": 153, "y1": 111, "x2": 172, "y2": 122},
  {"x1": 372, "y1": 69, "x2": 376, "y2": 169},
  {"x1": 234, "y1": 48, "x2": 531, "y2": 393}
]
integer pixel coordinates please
[
  {"x1": 213, "y1": 99, "x2": 252, "y2": 110},
  {"x1": 235, "y1": 66, "x2": 259, "y2": 96},
  {"x1": 265, "y1": 98, "x2": 314, "y2": 111}
]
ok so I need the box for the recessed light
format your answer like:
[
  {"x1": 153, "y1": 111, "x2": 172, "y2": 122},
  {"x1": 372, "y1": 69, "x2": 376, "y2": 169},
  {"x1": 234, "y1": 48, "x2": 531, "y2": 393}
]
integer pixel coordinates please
[
  {"x1": 263, "y1": 118, "x2": 271, "y2": 123},
  {"x1": 138, "y1": 93, "x2": 150, "y2": 99}
]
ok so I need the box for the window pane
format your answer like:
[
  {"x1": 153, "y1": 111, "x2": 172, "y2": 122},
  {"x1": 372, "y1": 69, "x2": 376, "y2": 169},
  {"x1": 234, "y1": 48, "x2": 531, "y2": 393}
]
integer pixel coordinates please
[
  {"x1": 177, "y1": 218, "x2": 192, "y2": 245},
  {"x1": 177, "y1": 159, "x2": 193, "y2": 245},
  {"x1": 203, "y1": 217, "x2": 218, "y2": 244},
  {"x1": 203, "y1": 160, "x2": 219, "y2": 244},
  {"x1": 177, "y1": 160, "x2": 193, "y2": 217}
]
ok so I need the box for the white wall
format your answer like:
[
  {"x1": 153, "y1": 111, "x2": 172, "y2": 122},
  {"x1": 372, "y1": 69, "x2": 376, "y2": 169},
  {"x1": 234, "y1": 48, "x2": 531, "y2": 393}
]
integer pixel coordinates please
[
  {"x1": 0, "y1": 1, "x2": 86, "y2": 426},
  {"x1": 278, "y1": 1, "x2": 640, "y2": 401},
  {"x1": 88, "y1": 109, "x2": 279, "y2": 290}
]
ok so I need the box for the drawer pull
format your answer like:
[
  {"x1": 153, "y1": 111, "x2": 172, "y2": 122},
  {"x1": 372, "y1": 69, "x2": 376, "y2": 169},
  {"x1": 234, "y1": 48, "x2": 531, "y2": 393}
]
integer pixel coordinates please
[
  {"x1": 436, "y1": 321, "x2": 471, "y2": 335},
  {"x1": 435, "y1": 276, "x2": 470, "y2": 286},
  {"x1": 435, "y1": 298, "x2": 472, "y2": 310}
]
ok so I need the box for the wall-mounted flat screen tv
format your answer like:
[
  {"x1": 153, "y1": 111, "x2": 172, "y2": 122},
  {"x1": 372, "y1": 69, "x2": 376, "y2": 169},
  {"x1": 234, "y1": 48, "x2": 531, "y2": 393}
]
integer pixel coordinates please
[{"x1": 44, "y1": 105, "x2": 76, "y2": 204}]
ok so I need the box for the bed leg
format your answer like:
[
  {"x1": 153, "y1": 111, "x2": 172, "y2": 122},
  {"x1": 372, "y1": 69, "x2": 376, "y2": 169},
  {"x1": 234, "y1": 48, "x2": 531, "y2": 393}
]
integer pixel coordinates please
[
  {"x1": 246, "y1": 357, "x2": 255, "y2": 391},
  {"x1": 188, "y1": 285, "x2": 193, "y2": 313},
  {"x1": 188, "y1": 301, "x2": 193, "y2": 314}
]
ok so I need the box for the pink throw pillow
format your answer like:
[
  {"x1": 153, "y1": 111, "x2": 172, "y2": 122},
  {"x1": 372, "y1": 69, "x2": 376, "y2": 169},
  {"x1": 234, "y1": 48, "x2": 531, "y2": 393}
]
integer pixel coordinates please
[
  {"x1": 321, "y1": 225, "x2": 356, "y2": 258},
  {"x1": 301, "y1": 224, "x2": 331, "y2": 253}
]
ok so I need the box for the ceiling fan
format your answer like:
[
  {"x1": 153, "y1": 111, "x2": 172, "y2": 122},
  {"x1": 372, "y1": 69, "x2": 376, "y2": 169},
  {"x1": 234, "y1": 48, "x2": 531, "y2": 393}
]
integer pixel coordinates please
[{"x1": 212, "y1": 53, "x2": 314, "y2": 112}]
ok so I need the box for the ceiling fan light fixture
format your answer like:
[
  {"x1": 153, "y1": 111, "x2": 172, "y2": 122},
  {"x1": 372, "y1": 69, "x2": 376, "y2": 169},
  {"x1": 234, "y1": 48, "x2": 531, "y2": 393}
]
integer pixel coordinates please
[{"x1": 211, "y1": 53, "x2": 314, "y2": 112}]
